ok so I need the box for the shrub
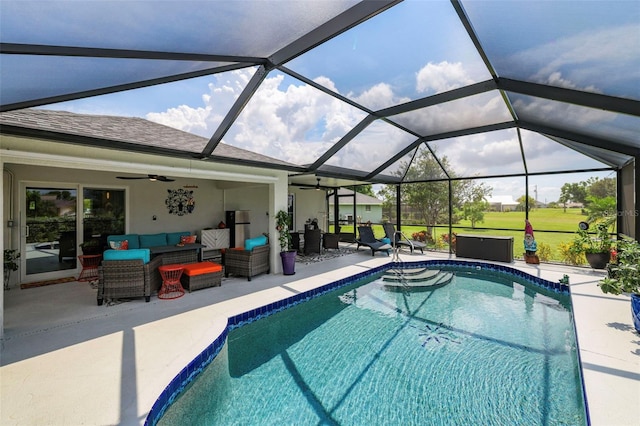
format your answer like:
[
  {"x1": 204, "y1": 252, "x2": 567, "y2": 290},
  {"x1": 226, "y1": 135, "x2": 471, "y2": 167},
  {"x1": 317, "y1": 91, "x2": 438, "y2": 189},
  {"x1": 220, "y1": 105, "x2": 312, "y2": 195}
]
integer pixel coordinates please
[
  {"x1": 558, "y1": 241, "x2": 586, "y2": 265},
  {"x1": 536, "y1": 242, "x2": 552, "y2": 262},
  {"x1": 411, "y1": 230, "x2": 433, "y2": 244}
]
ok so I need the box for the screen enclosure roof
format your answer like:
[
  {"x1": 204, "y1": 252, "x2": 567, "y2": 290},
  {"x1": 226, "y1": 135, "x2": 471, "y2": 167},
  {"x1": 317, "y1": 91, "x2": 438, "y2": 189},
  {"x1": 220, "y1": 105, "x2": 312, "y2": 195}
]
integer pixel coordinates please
[{"x1": 1, "y1": 0, "x2": 638, "y2": 189}]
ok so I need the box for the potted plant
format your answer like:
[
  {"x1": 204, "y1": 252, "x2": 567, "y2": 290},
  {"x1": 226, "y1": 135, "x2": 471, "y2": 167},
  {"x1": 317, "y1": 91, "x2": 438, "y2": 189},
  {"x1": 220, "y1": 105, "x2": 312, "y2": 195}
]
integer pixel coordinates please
[
  {"x1": 598, "y1": 237, "x2": 640, "y2": 333},
  {"x1": 80, "y1": 238, "x2": 103, "y2": 255},
  {"x1": 572, "y1": 221, "x2": 613, "y2": 269},
  {"x1": 4, "y1": 249, "x2": 20, "y2": 290},
  {"x1": 275, "y1": 210, "x2": 296, "y2": 275}
]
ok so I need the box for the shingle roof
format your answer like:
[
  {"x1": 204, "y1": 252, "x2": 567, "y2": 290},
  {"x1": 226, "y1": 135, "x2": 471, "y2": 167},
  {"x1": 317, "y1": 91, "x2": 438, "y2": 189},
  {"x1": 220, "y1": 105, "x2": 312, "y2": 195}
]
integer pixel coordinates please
[{"x1": 0, "y1": 109, "x2": 297, "y2": 168}]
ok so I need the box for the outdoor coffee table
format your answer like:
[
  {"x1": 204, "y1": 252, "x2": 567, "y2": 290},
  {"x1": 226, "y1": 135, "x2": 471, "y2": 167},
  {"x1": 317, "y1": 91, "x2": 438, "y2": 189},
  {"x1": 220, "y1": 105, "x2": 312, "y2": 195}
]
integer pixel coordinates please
[{"x1": 158, "y1": 264, "x2": 186, "y2": 299}]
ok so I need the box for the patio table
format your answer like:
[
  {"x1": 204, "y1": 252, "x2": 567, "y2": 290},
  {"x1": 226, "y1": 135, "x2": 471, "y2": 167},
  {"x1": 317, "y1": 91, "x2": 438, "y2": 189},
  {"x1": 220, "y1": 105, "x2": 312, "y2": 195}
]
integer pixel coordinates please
[{"x1": 149, "y1": 243, "x2": 204, "y2": 260}]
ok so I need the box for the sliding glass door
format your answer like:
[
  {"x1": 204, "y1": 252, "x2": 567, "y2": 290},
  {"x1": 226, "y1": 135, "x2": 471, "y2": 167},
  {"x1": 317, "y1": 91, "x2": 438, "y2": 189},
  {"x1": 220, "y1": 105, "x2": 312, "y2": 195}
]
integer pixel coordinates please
[
  {"x1": 22, "y1": 186, "x2": 78, "y2": 281},
  {"x1": 20, "y1": 185, "x2": 126, "y2": 284}
]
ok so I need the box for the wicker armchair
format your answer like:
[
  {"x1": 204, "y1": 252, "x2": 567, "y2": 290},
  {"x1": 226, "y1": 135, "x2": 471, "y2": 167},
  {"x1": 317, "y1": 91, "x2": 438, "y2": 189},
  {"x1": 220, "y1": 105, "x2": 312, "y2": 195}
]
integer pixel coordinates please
[
  {"x1": 224, "y1": 244, "x2": 270, "y2": 281},
  {"x1": 97, "y1": 256, "x2": 162, "y2": 305}
]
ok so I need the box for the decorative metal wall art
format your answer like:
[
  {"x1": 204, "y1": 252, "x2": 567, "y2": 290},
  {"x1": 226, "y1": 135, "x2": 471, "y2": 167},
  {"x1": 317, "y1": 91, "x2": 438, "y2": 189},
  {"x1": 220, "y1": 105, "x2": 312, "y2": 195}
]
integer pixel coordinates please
[{"x1": 165, "y1": 189, "x2": 195, "y2": 216}]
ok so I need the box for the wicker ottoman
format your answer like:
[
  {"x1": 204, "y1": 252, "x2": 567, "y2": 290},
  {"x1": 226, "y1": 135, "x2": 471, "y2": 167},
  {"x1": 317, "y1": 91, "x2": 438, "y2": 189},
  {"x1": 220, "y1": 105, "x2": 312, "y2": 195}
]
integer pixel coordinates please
[{"x1": 180, "y1": 261, "x2": 223, "y2": 292}]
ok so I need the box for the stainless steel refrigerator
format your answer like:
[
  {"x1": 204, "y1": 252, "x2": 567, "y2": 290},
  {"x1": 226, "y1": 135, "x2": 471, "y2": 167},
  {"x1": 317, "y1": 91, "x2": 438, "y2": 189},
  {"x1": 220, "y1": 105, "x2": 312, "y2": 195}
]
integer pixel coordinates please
[{"x1": 226, "y1": 210, "x2": 250, "y2": 247}]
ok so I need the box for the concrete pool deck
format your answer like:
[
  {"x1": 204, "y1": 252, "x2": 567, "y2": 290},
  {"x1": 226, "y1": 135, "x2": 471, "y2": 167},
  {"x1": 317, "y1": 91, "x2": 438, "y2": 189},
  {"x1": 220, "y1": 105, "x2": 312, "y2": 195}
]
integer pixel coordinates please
[{"x1": 1, "y1": 249, "x2": 638, "y2": 425}]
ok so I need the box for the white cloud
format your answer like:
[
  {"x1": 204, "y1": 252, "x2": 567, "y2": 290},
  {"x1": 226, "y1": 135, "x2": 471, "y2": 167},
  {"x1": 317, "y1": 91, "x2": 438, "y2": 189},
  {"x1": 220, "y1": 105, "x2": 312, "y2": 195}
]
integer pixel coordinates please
[
  {"x1": 146, "y1": 105, "x2": 211, "y2": 136},
  {"x1": 512, "y1": 25, "x2": 638, "y2": 93},
  {"x1": 416, "y1": 61, "x2": 475, "y2": 94},
  {"x1": 350, "y1": 82, "x2": 411, "y2": 110}
]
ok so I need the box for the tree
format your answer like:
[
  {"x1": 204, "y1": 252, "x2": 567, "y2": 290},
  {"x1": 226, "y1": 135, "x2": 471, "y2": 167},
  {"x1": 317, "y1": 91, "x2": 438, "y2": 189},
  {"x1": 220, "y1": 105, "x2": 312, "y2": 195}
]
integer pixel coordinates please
[
  {"x1": 461, "y1": 200, "x2": 490, "y2": 228},
  {"x1": 516, "y1": 195, "x2": 536, "y2": 212},
  {"x1": 354, "y1": 184, "x2": 375, "y2": 197},
  {"x1": 587, "y1": 177, "x2": 616, "y2": 199},
  {"x1": 458, "y1": 181, "x2": 492, "y2": 228},
  {"x1": 379, "y1": 148, "x2": 491, "y2": 229},
  {"x1": 400, "y1": 149, "x2": 450, "y2": 227},
  {"x1": 376, "y1": 184, "x2": 397, "y2": 222},
  {"x1": 585, "y1": 195, "x2": 616, "y2": 223},
  {"x1": 558, "y1": 177, "x2": 616, "y2": 209},
  {"x1": 559, "y1": 182, "x2": 588, "y2": 210}
]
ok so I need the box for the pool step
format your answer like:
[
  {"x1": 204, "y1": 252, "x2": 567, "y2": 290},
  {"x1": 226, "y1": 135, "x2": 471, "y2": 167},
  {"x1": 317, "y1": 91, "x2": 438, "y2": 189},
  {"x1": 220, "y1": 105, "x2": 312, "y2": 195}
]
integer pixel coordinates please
[{"x1": 382, "y1": 268, "x2": 453, "y2": 290}]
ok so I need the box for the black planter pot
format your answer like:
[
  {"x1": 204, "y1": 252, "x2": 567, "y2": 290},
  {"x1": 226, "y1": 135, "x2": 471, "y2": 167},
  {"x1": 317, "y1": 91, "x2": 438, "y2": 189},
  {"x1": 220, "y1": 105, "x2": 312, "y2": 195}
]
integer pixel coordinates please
[
  {"x1": 280, "y1": 250, "x2": 296, "y2": 275},
  {"x1": 585, "y1": 252, "x2": 610, "y2": 269}
]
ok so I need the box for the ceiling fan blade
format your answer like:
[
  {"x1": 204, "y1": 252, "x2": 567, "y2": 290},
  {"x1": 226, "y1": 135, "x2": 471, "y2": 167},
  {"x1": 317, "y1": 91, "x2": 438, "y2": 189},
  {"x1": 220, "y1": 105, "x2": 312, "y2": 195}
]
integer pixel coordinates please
[{"x1": 116, "y1": 174, "x2": 175, "y2": 182}]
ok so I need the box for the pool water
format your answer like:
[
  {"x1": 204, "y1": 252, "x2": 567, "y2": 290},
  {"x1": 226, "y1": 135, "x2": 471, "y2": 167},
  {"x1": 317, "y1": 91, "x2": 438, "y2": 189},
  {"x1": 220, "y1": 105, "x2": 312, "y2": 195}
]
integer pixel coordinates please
[{"x1": 158, "y1": 268, "x2": 587, "y2": 425}]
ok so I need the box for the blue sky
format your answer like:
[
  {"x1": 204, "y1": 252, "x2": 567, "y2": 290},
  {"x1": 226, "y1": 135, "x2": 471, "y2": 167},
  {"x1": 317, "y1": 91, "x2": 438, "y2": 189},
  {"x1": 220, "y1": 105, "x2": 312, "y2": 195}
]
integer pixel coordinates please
[{"x1": 29, "y1": 0, "x2": 634, "y2": 203}]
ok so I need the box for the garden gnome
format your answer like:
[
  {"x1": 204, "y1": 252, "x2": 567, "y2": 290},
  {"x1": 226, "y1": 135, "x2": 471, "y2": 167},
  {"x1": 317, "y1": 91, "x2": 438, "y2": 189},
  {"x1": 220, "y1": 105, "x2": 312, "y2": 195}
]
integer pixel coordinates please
[{"x1": 524, "y1": 219, "x2": 539, "y2": 264}]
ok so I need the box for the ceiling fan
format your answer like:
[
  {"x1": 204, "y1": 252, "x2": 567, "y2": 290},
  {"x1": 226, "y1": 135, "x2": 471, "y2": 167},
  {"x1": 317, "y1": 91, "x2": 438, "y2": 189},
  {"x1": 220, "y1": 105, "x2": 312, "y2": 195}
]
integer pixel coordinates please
[
  {"x1": 299, "y1": 177, "x2": 323, "y2": 190},
  {"x1": 116, "y1": 174, "x2": 175, "y2": 182}
]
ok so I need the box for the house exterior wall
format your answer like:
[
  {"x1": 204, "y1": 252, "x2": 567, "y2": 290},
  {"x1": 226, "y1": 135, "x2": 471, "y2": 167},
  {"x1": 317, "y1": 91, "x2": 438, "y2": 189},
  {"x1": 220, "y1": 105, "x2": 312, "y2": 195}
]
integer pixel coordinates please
[
  {"x1": 0, "y1": 135, "x2": 289, "y2": 291},
  {"x1": 289, "y1": 188, "x2": 326, "y2": 231}
]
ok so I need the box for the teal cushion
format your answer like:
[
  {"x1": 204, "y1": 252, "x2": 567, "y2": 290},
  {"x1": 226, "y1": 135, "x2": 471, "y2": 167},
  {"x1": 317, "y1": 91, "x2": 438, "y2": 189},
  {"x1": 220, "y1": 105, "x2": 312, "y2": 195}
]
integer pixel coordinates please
[
  {"x1": 139, "y1": 233, "x2": 168, "y2": 248},
  {"x1": 381, "y1": 238, "x2": 391, "y2": 245},
  {"x1": 244, "y1": 235, "x2": 268, "y2": 251},
  {"x1": 103, "y1": 248, "x2": 150, "y2": 264},
  {"x1": 167, "y1": 231, "x2": 190, "y2": 245},
  {"x1": 107, "y1": 234, "x2": 140, "y2": 250}
]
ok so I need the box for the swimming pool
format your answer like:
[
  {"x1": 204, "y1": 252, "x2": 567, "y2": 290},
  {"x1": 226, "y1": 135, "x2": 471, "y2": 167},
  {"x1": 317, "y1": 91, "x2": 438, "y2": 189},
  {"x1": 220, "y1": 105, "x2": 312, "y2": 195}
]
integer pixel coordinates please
[{"x1": 148, "y1": 261, "x2": 587, "y2": 425}]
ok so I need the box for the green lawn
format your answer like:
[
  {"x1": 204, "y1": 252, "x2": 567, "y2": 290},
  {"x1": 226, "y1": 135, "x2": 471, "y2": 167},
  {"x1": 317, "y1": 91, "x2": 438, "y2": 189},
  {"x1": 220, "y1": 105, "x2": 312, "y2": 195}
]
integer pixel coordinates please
[{"x1": 333, "y1": 208, "x2": 592, "y2": 264}]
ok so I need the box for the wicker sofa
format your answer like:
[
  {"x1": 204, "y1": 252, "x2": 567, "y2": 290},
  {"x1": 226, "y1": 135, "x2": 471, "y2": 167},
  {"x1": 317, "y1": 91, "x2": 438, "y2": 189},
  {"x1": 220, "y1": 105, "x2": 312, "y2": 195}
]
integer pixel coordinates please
[{"x1": 224, "y1": 244, "x2": 270, "y2": 281}]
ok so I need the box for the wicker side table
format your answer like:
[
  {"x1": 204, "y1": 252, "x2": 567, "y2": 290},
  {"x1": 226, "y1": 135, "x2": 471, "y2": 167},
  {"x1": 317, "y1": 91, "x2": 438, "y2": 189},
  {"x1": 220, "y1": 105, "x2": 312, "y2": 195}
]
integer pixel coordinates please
[
  {"x1": 77, "y1": 254, "x2": 102, "y2": 282},
  {"x1": 158, "y1": 264, "x2": 185, "y2": 299}
]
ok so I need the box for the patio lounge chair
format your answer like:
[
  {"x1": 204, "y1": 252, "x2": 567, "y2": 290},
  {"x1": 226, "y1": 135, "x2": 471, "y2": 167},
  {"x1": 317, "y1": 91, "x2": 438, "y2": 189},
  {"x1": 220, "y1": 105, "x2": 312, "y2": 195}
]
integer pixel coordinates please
[
  {"x1": 356, "y1": 226, "x2": 391, "y2": 256},
  {"x1": 382, "y1": 223, "x2": 425, "y2": 254}
]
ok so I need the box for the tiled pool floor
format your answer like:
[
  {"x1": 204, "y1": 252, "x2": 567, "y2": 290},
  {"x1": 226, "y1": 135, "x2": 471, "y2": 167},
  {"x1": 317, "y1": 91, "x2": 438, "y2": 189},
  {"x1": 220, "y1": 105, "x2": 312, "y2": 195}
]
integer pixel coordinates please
[{"x1": 1, "y1": 249, "x2": 638, "y2": 425}]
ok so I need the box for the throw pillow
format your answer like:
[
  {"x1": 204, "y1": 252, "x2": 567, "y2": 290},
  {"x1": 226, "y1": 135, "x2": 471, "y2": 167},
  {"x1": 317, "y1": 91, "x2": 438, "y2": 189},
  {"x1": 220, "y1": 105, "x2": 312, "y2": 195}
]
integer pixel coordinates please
[
  {"x1": 109, "y1": 239, "x2": 129, "y2": 250},
  {"x1": 180, "y1": 235, "x2": 197, "y2": 244}
]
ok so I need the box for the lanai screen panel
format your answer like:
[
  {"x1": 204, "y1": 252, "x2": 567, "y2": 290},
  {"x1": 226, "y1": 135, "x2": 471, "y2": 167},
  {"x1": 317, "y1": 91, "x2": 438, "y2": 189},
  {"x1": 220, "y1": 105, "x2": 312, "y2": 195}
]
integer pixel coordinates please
[
  {"x1": 521, "y1": 130, "x2": 611, "y2": 174},
  {"x1": 40, "y1": 71, "x2": 257, "y2": 142},
  {"x1": 463, "y1": 0, "x2": 640, "y2": 101},
  {"x1": 548, "y1": 136, "x2": 633, "y2": 169},
  {"x1": 428, "y1": 129, "x2": 525, "y2": 178},
  {"x1": 374, "y1": 149, "x2": 420, "y2": 182},
  {"x1": 510, "y1": 93, "x2": 640, "y2": 147},
  {"x1": 0, "y1": 55, "x2": 230, "y2": 107},
  {"x1": 222, "y1": 71, "x2": 366, "y2": 166},
  {"x1": 286, "y1": 0, "x2": 491, "y2": 111},
  {"x1": 402, "y1": 144, "x2": 449, "y2": 182},
  {"x1": 0, "y1": 0, "x2": 359, "y2": 107},
  {"x1": 0, "y1": 0, "x2": 357, "y2": 55},
  {"x1": 389, "y1": 91, "x2": 512, "y2": 137},
  {"x1": 324, "y1": 119, "x2": 417, "y2": 173}
]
